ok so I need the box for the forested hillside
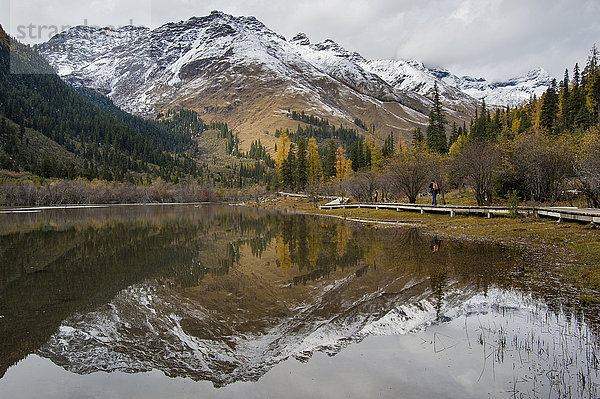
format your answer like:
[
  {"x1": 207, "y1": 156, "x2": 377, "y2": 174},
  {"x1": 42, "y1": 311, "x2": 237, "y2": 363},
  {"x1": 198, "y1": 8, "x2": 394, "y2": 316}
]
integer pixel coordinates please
[{"x1": 0, "y1": 26, "x2": 197, "y2": 183}]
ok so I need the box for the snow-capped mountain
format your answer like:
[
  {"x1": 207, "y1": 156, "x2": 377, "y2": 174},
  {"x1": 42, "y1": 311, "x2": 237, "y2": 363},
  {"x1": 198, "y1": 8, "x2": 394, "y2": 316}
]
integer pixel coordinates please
[
  {"x1": 36, "y1": 11, "x2": 441, "y2": 147},
  {"x1": 432, "y1": 67, "x2": 554, "y2": 107},
  {"x1": 361, "y1": 59, "x2": 552, "y2": 108},
  {"x1": 41, "y1": 25, "x2": 148, "y2": 77},
  {"x1": 359, "y1": 58, "x2": 480, "y2": 112},
  {"x1": 290, "y1": 33, "x2": 401, "y2": 103},
  {"x1": 36, "y1": 11, "x2": 552, "y2": 146}
]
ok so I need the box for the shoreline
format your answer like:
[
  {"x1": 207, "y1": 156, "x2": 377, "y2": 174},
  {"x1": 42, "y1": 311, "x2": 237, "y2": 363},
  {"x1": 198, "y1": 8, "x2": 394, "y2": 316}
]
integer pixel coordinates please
[
  {"x1": 255, "y1": 197, "x2": 600, "y2": 301},
  {"x1": 2, "y1": 199, "x2": 599, "y2": 302}
]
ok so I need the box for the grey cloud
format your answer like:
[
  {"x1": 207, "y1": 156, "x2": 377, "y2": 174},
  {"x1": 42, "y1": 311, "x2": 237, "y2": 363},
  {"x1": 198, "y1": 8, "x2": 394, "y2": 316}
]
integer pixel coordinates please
[{"x1": 1, "y1": 0, "x2": 599, "y2": 82}]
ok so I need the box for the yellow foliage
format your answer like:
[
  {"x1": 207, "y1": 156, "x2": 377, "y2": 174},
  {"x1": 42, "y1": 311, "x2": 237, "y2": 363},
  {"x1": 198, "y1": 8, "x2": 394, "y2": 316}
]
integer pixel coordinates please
[
  {"x1": 449, "y1": 134, "x2": 467, "y2": 155},
  {"x1": 336, "y1": 223, "x2": 351, "y2": 258},
  {"x1": 276, "y1": 234, "x2": 291, "y2": 277},
  {"x1": 275, "y1": 132, "x2": 291, "y2": 171},
  {"x1": 511, "y1": 117, "x2": 522, "y2": 136},
  {"x1": 335, "y1": 146, "x2": 352, "y2": 181}
]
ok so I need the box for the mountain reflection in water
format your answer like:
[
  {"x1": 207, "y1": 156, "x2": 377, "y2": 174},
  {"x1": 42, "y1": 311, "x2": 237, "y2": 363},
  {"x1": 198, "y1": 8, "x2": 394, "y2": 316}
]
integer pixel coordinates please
[{"x1": 0, "y1": 204, "x2": 598, "y2": 396}]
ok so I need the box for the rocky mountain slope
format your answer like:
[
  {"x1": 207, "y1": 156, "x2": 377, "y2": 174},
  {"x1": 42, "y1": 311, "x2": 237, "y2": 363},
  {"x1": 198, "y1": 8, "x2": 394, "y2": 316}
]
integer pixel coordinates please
[
  {"x1": 36, "y1": 11, "x2": 552, "y2": 149},
  {"x1": 34, "y1": 12, "x2": 464, "y2": 149}
]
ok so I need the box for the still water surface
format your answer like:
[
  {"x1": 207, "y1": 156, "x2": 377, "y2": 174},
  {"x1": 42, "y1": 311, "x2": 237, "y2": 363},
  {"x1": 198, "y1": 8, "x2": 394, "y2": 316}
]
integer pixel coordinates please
[{"x1": 0, "y1": 204, "x2": 598, "y2": 398}]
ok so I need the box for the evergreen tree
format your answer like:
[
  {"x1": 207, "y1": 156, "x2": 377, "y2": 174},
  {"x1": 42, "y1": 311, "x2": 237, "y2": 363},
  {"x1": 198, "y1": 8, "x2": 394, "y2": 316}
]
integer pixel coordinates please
[
  {"x1": 382, "y1": 132, "x2": 394, "y2": 157},
  {"x1": 448, "y1": 122, "x2": 460, "y2": 148},
  {"x1": 470, "y1": 99, "x2": 488, "y2": 140},
  {"x1": 282, "y1": 143, "x2": 296, "y2": 189},
  {"x1": 349, "y1": 138, "x2": 366, "y2": 171},
  {"x1": 584, "y1": 47, "x2": 600, "y2": 124},
  {"x1": 307, "y1": 137, "x2": 323, "y2": 184},
  {"x1": 574, "y1": 63, "x2": 581, "y2": 88},
  {"x1": 426, "y1": 83, "x2": 447, "y2": 153},
  {"x1": 412, "y1": 127, "x2": 424, "y2": 146},
  {"x1": 540, "y1": 79, "x2": 559, "y2": 132},
  {"x1": 324, "y1": 139, "x2": 337, "y2": 178},
  {"x1": 558, "y1": 69, "x2": 574, "y2": 132},
  {"x1": 296, "y1": 137, "x2": 308, "y2": 190}
]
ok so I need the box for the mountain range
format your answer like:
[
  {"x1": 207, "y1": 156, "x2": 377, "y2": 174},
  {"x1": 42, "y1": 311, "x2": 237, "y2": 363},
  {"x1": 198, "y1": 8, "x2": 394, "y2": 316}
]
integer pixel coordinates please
[{"x1": 36, "y1": 11, "x2": 553, "y2": 150}]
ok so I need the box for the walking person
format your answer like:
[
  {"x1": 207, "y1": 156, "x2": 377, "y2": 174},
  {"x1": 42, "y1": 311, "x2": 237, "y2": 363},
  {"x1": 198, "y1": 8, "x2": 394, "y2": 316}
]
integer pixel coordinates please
[{"x1": 429, "y1": 179, "x2": 439, "y2": 205}]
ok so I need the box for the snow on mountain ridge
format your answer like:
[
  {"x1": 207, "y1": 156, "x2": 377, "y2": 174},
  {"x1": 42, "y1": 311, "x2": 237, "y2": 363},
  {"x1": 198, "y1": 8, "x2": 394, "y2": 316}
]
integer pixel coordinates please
[
  {"x1": 290, "y1": 35, "x2": 403, "y2": 103},
  {"x1": 360, "y1": 58, "x2": 479, "y2": 111},
  {"x1": 35, "y1": 24, "x2": 148, "y2": 77},
  {"x1": 360, "y1": 58, "x2": 553, "y2": 108},
  {"x1": 36, "y1": 10, "x2": 552, "y2": 144},
  {"x1": 435, "y1": 66, "x2": 553, "y2": 107},
  {"x1": 38, "y1": 10, "x2": 333, "y2": 115}
]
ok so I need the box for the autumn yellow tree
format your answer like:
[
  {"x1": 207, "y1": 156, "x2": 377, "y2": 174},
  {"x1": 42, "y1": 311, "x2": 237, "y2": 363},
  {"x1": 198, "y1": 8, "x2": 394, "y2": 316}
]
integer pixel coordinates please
[
  {"x1": 275, "y1": 131, "x2": 291, "y2": 183},
  {"x1": 276, "y1": 233, "x2": 291, "y2": 277},
  {"x1": 448, "y1": 134, "x2": 467, "y2": 155},
  {"x1": 335, "y1": 146, "x2": 352, "y2": 181}
]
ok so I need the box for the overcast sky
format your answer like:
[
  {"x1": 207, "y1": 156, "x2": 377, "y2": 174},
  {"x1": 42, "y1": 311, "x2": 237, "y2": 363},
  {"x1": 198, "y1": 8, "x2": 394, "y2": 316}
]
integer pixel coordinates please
[{"x1": 1, "y1": 0, "x2": 599, "y2": 81}]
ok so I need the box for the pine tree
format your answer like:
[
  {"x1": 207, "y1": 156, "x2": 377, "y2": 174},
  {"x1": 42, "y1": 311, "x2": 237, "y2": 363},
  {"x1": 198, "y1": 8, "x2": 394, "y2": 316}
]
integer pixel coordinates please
[
  {"x1": 296, "y1": 137, "x2": 308, "y2": 190},
  {"x1": 540, "y1": 79, "x2": 559, "y2": 132},
  {"x1": 426, "y1": 83, "x2": 447, "y2": 153},
  {"x1": 448, "y1": 122, "x2": 460, "y2": 148},
  {"x1": 324, "y1": 139, "x2": 337, "y2": 178},
  {"x1": 588, "y1": 70, "x2": 600, "y2": 124},
  {"x1": 282, "y1": 143, "x2": 296, "y2": 189},
  {"x1": 470, "y1": 99, "x2": 490, "y2": 140},
  {"x1": 574, "y1": 63, "x2": 581, "y2": 88},
  {"x1": 412, "y1": 127, "x2": 424, "y2": 145},
  {"x1": 382, "y1": 132, "x2": 394, "y2": 157},
  {"x1": 583, "y1": 46, "x2": 600, "y2": 123},
  {"x1": 559, "y1": 69, "x2": 573, "y2": 132}
]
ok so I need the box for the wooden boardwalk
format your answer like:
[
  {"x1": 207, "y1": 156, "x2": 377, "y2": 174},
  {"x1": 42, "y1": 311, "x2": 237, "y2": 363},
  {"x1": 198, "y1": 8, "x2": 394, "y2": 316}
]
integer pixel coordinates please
[{"x1": 319, "y1": 202, "x2": 600, "y2": 225}]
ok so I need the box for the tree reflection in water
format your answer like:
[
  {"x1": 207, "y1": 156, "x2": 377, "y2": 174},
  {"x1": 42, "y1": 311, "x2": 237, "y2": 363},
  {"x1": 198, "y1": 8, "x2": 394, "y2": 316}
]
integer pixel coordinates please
[{"x1": 0, "y1": 204, "x2": 598, "y2": 394}]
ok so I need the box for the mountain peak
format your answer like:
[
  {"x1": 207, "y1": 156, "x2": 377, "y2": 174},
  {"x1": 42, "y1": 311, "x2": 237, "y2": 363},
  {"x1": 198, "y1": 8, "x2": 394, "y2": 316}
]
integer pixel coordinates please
[
  {"x1": 176, "y1": 10, "x2": 283, "y2": 43},
  {"x1": 313, "y1": 39, "x2": 345, "y2": 54},
  {"x1": 524, "y1": 67, "x2": 551, "y2": 81},
  {"x1": 35, "y1": 10, "x2": 553, "y2": 139},
  {"x1": 291, "y1": 33, "x2": 310, "y2": 46}
]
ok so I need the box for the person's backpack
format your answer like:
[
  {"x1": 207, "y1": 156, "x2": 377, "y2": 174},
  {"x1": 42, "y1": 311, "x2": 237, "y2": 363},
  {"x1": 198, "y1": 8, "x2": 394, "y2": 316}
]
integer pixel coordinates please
[{"x1": 433, "y1": 182, "x2": 439, "y2": 194}]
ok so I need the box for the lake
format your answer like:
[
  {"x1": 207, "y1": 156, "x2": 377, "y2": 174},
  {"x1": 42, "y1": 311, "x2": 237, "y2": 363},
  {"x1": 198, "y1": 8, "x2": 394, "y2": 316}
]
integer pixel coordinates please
[{"x1": 0, "y1": 204, "x2": 598, "y2": 398}]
